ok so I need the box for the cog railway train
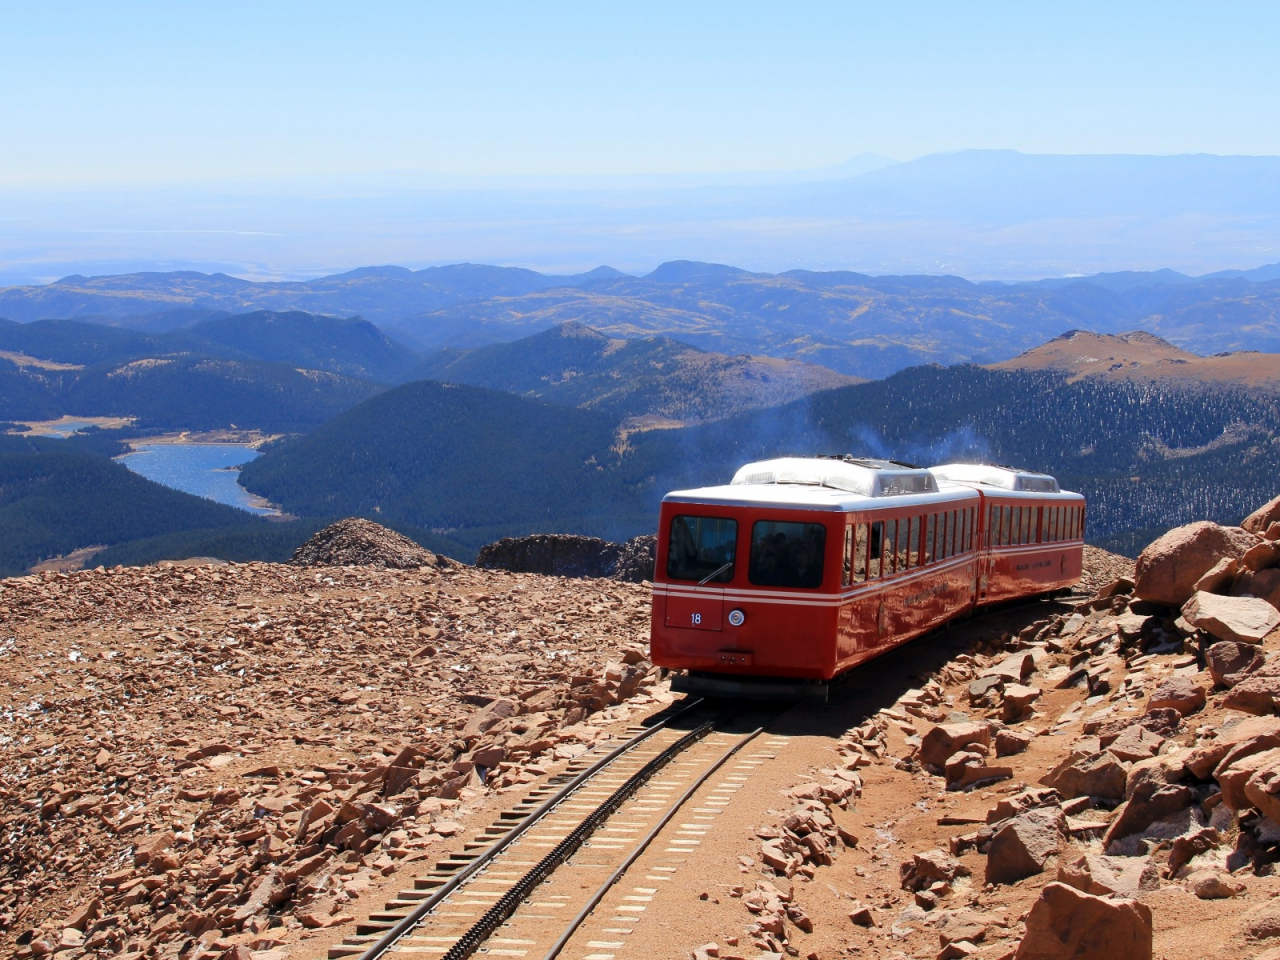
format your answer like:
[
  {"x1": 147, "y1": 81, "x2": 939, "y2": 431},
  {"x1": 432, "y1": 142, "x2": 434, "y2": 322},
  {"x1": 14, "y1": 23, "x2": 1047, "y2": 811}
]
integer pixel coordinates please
[{"x1": 649, "y1": 456, "x2": 1085, "y2": 700}]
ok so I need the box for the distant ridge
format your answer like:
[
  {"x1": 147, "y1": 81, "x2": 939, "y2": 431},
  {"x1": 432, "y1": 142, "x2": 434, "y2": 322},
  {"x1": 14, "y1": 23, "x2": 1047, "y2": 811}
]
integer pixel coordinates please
[
  {"x1": 5, "y1": 256, "x2": 1280, "y2": 378},
  {"x1": 991, "y1": 329, "x2": 1280, "y2": 390}
]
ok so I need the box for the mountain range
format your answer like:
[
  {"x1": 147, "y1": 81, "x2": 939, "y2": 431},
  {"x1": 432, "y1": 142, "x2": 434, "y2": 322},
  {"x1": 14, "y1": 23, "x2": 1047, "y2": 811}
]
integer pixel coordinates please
[{"x1": 5, "y1": 259, "x2": 1280, "y2": 378}]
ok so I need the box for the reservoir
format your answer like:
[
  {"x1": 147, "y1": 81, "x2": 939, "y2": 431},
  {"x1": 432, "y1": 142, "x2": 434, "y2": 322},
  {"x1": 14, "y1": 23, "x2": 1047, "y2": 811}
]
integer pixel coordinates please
[{"x1": 118, "y1": 443, "x2": 277, "y2": 516}]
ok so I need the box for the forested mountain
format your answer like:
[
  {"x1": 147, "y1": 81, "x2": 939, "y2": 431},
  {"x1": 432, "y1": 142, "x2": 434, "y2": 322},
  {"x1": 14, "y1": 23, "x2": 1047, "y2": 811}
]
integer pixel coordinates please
[
  {"x1": 5, "y1": 259, "x2": 1280, "y2": 378},
  {"x1": 0, "y1": 433, "x2": 262, "y2": 575},
  {"x1": 0, "y1": 311, "x2": 416, "y2": 382},
  {"x1": 239, "y1": 363, "x2": 1280, "y2": 558},
  {"x1": 408, "y1": 322, "x2": 860, "y2": 423},
  {"x1": 238, "y1": 380, "x2": 657, "y2": 548},
  {"x1": 0, "y1": 356, "x2": 381, "y2": 431}
]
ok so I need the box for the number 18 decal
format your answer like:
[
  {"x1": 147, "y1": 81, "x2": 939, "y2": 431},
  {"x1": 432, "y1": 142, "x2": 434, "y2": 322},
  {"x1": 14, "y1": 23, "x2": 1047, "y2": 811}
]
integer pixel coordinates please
[{"x1": 691, "y1": 612, "x2": 702, "y2": 625}]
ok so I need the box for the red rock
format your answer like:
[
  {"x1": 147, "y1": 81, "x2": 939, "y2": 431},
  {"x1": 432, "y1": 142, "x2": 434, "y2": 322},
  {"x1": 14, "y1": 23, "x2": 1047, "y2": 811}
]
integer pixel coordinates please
[
  {"x1": 1145, "y1": 677, "x2": 1206, "y2": 716},
  {"x1": 985, "y1": 806, "x2": 1065, "y2": 885},
  {"x1": 1135, "y1": 522, "x2": 1257, "y2": 607},
  {"x1": 1014, "y1": 882, "x2": 1152, "y2": 960},
  {"x1": 1182, "y1": 591, "x2": 1280, "y2": 644},
  {"x1": 1242, "y1": 541, "x2": 1280, "y2": 572},
  {"x1": 1223, "y1": 675, "x2": 1280, "y2": 715},
  {"x1": 1206, "y1": 640, "x2": 1265, "y2": 688},
  {"x1": 133, "y1": 830, "x2": 174, "y2": 866},
  {"x1": 1244, "y1": 494, "x2": 1280, "y2": 535},
  {"x1": 919, "y1": 722, "x2": 993, "y2": 770},
  {"x1": 1041, "y1": 751, "x2": 1127, "y2": 801},
  {"x1": 1216, "y1": 746, "x2": 1280, "y2": 811},
  {"x1": 1194, "y1": 557, "x2": 1239, "y2": 594},
  {"x1": 1102, "y1": 782, "x2": 1194, "y2": 847},
  {"x1": 461, "y1": 697, "x2": 521, "y2": 737}
]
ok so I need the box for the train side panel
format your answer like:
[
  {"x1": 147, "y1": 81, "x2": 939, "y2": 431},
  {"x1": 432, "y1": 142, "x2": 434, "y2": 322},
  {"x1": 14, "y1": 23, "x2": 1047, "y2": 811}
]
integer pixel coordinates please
[{"x1": 977, "y1": 493, "x2": 1086, "y2": 606}]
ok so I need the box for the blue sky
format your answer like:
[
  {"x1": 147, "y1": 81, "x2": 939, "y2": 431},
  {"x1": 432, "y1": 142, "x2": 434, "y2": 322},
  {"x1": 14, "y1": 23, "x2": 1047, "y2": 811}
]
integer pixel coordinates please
[{"x1": 3, "y1": 1, "x2": 1279, "y2": 186}]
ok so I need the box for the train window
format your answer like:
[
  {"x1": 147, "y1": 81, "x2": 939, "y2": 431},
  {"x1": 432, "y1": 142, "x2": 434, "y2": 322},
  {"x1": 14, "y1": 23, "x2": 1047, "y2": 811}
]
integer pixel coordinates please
[
  {"x1": 1050, "y1": 507, "x2": 1060, "y2": 542},
  {"x1": 1020, "y1": 507, "x2": 1032, "y2": 545},
  {"x1": 1070, "y1": 506, "x2": 1079, "y2": 539},
  {"x1": 667, "y1": 515, "x2": 738, "y2": 583},
  {"x1": 963, "y1": 507, "x2": 972, "y2": 552},
  {"x1": 883, "y1": 518, "x2": 897, "y2": 574},
  {"x1": 869, "y1": 521, "x2": 884, "y2": 578},
  {"x1": 897, "y1": 519, "x2": 911, "y2": 571},
  {"x1": 945, "y1": 510, "x2": 956, "y2": 558},
  {"x1": 1032, "y1": 506, "x2": 1042, "y2": 543},
  {"x1": 842, "y1": 525, "x2": 852, "y2": 587},
  {"x1": 907, "y1": 516, "x2": 921, "y2": 568},
  {"x1": 749, "y1": 520, "x2": 826, "y2": 589},
  {"x1": 925, "y1": 513, "x2": 936, "y2": 564},
  {"x1": 854, "y1": 523, "x2": 868, "y2": 583},
  {"x1": 1000, "y1": 506, "x2": 1012, "y2": 546}
]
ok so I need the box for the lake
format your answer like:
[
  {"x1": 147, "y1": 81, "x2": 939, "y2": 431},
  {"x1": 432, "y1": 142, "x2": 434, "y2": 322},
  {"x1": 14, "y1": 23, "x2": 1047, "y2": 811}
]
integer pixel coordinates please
[{"x1": 118, "y1": 443, "x2": 277, "y2": 516}]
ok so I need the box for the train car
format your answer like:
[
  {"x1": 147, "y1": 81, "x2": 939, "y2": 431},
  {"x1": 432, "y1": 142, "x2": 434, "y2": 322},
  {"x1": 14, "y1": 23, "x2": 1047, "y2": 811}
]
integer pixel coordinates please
[
  {"x1": 649, "y1": 455, "x2": 1083, "y2": 701},
  {"x1": 931, "y1": 463, "x2": 1085, "y2": 605}
]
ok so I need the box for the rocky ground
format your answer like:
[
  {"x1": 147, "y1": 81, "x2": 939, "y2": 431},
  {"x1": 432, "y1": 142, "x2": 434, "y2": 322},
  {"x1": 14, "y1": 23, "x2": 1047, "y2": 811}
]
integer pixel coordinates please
[
  {"x1": 0, "y1": 530, "x2": 661, "y2": 960},
  {"x1": 8, "y1": 497, "x2": 1280, "y2": 960}
]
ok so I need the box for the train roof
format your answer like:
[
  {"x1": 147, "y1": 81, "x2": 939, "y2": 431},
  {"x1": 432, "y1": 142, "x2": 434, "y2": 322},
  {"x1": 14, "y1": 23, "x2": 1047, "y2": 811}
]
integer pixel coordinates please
[
  {"x1": 662, "y1": 456, "x2": 979, "y2": 512},
  {"x1": 931, "y1": 462, "x2": 1076, "y2": 495}
]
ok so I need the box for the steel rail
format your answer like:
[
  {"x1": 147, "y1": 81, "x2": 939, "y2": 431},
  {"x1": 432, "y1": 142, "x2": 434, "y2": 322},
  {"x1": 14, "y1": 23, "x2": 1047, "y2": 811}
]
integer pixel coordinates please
[
  {"x1": 354, "y1": 696, "x2": 704, "y2": 960},
  {"x1": 540, "y1": 717, "x2": 774, "y2": 960},
  {"x1": 434, "y1": 720, "x2": 716, "y2": 960}
]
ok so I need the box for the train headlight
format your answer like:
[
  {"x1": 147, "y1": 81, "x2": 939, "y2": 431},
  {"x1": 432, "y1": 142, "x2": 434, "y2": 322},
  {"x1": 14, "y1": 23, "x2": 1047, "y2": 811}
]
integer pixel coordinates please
[{"x1": 728, "y1": 608, "x2": 745, "y2": 627}]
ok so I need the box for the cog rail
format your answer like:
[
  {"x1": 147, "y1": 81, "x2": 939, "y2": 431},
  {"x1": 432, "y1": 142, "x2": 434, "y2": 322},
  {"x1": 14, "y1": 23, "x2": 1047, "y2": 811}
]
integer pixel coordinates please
[{"x1": 343, "y1": 699, "x2": 792, "y2": 960}]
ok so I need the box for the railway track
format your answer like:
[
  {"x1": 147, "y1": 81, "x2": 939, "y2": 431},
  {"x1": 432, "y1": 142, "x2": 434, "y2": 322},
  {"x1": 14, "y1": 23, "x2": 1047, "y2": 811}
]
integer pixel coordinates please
[{"x1": 329, "y1": 698, "x2": 793, "y2": 960}]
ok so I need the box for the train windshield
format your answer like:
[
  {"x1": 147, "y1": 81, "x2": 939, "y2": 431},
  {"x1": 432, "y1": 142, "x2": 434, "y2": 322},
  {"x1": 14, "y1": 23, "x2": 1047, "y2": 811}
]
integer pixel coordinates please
[
  {"x1": 749, "y1": 520, "x2": 826, "y2": 589},
  {"x1": 667, "y1": 515, "x2": 738, "y2": 583}
]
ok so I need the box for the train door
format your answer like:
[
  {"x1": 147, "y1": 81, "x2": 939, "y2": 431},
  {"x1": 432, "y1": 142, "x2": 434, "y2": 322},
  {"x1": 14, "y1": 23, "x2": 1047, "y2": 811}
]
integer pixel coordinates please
[
  {"x1": 975, "y1": 491, "x2": 993, "y2": 601},
  {"x1": 662, "y1": 513, "x2": 736, "y2": 631}
]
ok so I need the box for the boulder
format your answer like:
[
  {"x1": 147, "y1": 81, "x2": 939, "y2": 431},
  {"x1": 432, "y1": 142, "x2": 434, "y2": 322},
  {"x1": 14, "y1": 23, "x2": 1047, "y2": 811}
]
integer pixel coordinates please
[
  {"x1": 1242, "y1": 540, "x2": 1280, "y2": 572},
  {"x1": 900, "y1": 849, "x2": 969, "y2": 892},
  {"x1": 1102, "y1": 781, "x2": 1195, "y2": 847},
  {"x1": 1182, "y1": 591, "x2": 1280, "y2": 644},
  {"x1": 1244, "y1": 755, "x2": 1280, "y2": 822},
  {"x1": 1206, "y1": 640, "x2": 1265, "y2": 688},
  {"x1": 1223, "y1": 675, "x2": 1280, "y2": 716},
  {"x1": 985, "y1": 805, "x2": 1065, "y2": 886},
  {"x1": 1193, "y1": 557, "x2": 1239, "y2": 594},
  {"x1": 919, "y1": 721, "x2": 993, "y2": 771},
  {"x1": 995, "y1": 729, "x2": 1033, "y2": 757},
  {"x1": 1216, "y1": 746, "x2": 1280, "y2": 811},
  {"x1": 1057, "y1": 853, "x2": 1160, "y2": 897},
  {"x1": 1013, "y1": 883, "x2": 1152, "y2": 960},
  {"x1": 1103, "y1": 723, "x2": 1165, "y2": 763},
  {"x1": 1232, "y1": 567, "x2": 1280, "y2": 610},
  {"x1": 1041, "y1": 750, "x2": 1128, "y2": 801},
  {"x1": 461, "y1": 697, "x2": 521, "y2": 738},
  {"x1": 1001, "y1": 684, "x2": 1042, "y2": 723},
  {"x1": 1204, "y1": 717, "x2": 1280, "y2": 780},
  {"x1": 983, "y1": 652, "x2": 1036, "y2": 683},
  {"x1": 1188, "y1": 870, "x2": 1245, "y2": 899},
  {"x1": 1244, "y1": 493, "x2": 1280, "y2": 535},
  {"x1": 1134, "y1": 521, "x2": 1257, "y2": 607},
  {"x1": 1145, "y1": 677, "x2": 1206, "y2": 716},
  {"x1": 1125, "y1": 752, "x2": 1187, "y2": 799}
]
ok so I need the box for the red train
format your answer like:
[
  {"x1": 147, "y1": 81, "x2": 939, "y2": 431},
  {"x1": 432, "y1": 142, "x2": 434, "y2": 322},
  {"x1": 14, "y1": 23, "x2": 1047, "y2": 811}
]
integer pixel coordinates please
[{"x1": 649, "y1": 456, "x2": 1084, "y2": 700}]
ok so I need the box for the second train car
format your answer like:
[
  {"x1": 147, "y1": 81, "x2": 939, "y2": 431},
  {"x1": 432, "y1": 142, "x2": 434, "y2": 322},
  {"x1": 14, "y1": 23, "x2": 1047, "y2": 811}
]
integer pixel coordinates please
[{"x1": 649, "y1": 455, "x2": 1084, "y2": 700}]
